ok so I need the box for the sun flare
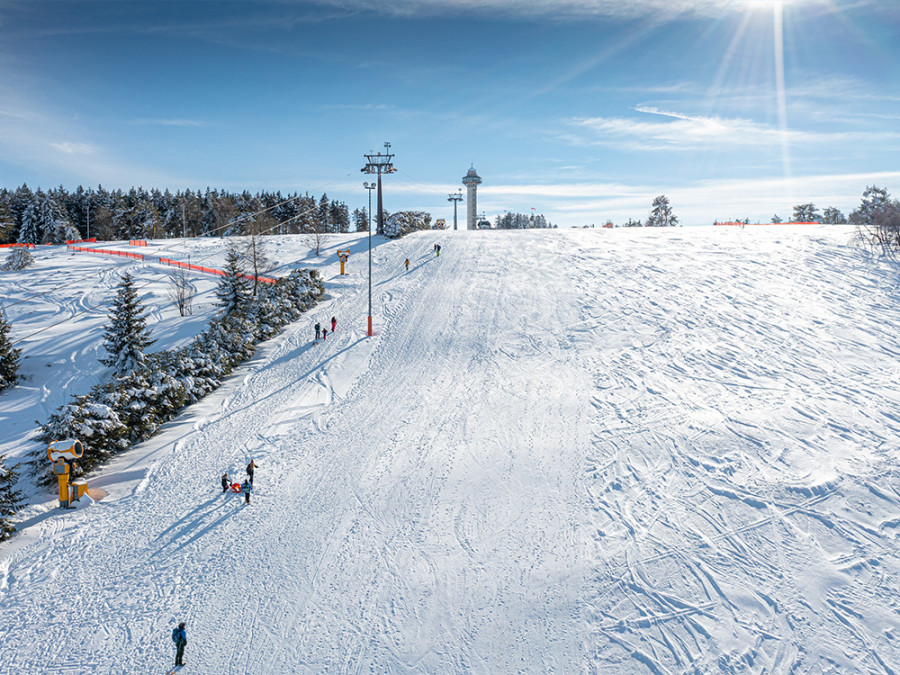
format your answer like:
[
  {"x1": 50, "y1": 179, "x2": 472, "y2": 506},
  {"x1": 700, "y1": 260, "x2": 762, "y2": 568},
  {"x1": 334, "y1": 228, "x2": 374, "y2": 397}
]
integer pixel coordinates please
[{"x1": 742, "y1": 0, "x2": 786, "y2": 9}]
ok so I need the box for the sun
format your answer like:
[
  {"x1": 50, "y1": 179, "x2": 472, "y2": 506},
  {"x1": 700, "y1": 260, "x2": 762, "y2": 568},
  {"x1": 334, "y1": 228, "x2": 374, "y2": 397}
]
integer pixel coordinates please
[{"x1": 741, "y1": 0, "x2": 786, "y2": 9}]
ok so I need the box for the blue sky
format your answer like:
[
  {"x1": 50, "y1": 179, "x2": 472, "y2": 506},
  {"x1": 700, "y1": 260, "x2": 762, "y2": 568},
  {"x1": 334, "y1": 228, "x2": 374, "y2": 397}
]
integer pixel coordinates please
[{"x1": 1, "y1": 0, "x2": 898, "y2": 227}]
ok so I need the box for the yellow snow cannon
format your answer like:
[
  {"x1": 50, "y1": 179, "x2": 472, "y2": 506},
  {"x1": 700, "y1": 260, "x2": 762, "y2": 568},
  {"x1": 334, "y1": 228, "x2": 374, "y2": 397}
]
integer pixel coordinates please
[
  {"x1": 47, "y1": 439, "x2": 84, "y2": 509},
  {"x1": 337, "y1": 249, "x2": 350, "y2": 275}
]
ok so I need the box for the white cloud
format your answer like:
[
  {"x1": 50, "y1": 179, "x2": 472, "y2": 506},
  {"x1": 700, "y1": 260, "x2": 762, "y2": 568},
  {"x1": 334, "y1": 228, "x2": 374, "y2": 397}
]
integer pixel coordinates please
[
  {"x1": 306, "y1": 0, "x2": 867, "y2": 20},
  {"x1": 567, "y1": 106, "x2": 899, "y2": 152},
  {"x1": 0, "y1": 81, "x2": 181, "y2": 188},
  {"x1": 48, "y1": 141, "x2": 96, "y2": 155}
]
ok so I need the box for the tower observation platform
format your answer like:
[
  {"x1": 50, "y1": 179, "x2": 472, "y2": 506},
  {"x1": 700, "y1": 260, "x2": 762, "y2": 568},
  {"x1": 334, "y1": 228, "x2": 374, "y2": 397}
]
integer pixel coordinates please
[{"x1": 462, "y1": 166, "x2": 482, "y2": 231}]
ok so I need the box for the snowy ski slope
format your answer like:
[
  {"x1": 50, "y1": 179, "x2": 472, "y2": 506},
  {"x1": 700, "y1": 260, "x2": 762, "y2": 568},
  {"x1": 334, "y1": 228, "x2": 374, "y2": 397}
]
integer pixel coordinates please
[{"x1": 1, "y1": 225, "x2": 900, "y2": 673}]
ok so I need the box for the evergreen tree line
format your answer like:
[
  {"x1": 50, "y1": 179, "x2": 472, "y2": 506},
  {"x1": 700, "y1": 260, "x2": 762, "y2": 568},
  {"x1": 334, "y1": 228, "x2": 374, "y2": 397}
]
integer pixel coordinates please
[
  {"x1": 493, "y1": 212, "x2": 554, "y2": 230},
  {"x1": 0, "y1": 184, "x2": 358, "y2": 245},
  {"x1": 0, "y1": 307, "x2": 25, "y2": 540},
  {"x1": 601, "y1": 187, "x2": 898, "y2": 229},
  {"x1": 33, "y1": 266, "x2": 324, "y2": 482},
  {"x1": 0, "y1": 453, "x2": 21, "y2": 542}
]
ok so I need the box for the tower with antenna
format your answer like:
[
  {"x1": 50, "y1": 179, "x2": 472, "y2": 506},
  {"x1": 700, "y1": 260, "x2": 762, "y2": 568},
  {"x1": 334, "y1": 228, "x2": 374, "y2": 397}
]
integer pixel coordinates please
[{"x1": 462, "y1": 166, "x2": 482, "y2": 231}]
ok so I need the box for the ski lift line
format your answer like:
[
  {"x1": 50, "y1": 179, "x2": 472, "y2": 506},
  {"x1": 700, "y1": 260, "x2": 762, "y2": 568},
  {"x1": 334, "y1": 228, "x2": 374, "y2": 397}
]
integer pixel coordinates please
[
  {"x1": 8, "y1": 171, "x2": 358, "y2": 345},
  {"x1": 154, "y1": 170, "x2": 355, "y2": 241},
  {"x1": 395, "y1": 169, "x2": 449, "y2": 195},
  {"x1": 389, "y1": 181, "x2": 445, "y2": 197}
]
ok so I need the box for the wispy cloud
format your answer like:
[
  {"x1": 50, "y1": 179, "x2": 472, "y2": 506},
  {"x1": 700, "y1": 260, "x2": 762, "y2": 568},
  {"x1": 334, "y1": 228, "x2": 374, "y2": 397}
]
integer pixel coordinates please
[
  {"x1": 0, "y1": 80, "x2": 182, "y2": 188},
  {"x1": 319, "y1": 103, "x2": 395, "y2": 112},
  {"x1": 130, "y1": 118, "x2": 212, "y2": 128},
  {"x1": 304, "y1": 0, "x2": 874, "y2": 20},
  {"x1": 566, "y1": 106, "x2": 900, "y2": 151},
  {"x1": 48, "y1": 141, "x2": 96, "y2": 155}
]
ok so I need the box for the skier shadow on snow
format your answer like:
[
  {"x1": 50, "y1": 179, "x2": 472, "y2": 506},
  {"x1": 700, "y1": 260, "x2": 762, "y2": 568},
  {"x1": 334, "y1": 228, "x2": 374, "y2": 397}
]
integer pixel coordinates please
[
  {"x1": 377, "y1": 255, "x2": 436, "y2": 287},
  {"x1": 211, "y1": 337, "x2": 367, "y2": 424},
  {"x1": 152, "y1": 494, "x2": 241, "y2": 555}
]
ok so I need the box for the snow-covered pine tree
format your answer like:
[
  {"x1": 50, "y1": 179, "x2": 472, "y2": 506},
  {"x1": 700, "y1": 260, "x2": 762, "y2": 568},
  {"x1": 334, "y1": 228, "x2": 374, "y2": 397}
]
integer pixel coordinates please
[
  {"x1": 216, "y1": 245, "x2": 251, "y2": 313},
  {"x1": 353, "y1": 208, "x2": 369, "y2": 233},
  {"x1": 849, "y1": 186, "x2": 891, "y2": 225},
  {"x1": 20, "y1": 190, "x2": 80, "y2": 244},
  {"x1": 792, "y1": 203, "x2": 821, "y2": 222},
  {"x1": 0, "y1": 305, "x2": 22, "y2": 393},
  {"x1": 103, "y1": 365, "x2": 188, "y2": 444},
  {"x1": 36, "y1": 391, "x2": 129, "y2": 476},
  {"x1": 17, "y1": 197, "x2": 42, "y2": 245},
  {"x1": 100, "y1": 272, "x2": 155, "y2": 376},
  {"x1": 2, "y1": 246, "x2": 34, "y2": 271},
  {"x1": 646, "y1": 195, "x2": 679, "y2": 227},
  {"x1": 318, "y1": 194, "x2": 331, "y2": 232},
  {"x1": 0, "y1": 453, "x2": 23, "y2": 542},
  {"x1": 384, "y1": 211, "x2": 432, "y2": 238},
  {"x1": 0, "y1": 196, "x2": 15, "y2": 243},
  {"x1": 822, "y1": 207, "x2": 845, "y2": 224}
]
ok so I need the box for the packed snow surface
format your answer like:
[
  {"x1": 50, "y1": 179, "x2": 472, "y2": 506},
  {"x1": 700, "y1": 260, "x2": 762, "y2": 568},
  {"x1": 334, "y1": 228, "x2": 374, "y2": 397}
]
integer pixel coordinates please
[{"x1": 1, "y1": 226, "x2": 900, "y2": 673}]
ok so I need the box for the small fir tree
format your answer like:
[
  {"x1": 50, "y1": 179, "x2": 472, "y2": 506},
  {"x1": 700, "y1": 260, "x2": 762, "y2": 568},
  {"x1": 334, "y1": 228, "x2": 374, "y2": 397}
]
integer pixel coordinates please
[
  {"x1": 215, "y1": 245, "x2": 251, "y2": 313},
  {"x1": 2, "y1": 246, "x2": 35, "y2": 271},
  {"x1": 792, "y1": 203, "x2": 822, "y2": 222},
  {"x1": 822, "y1": 207, "x2": 845, "y2": 224},
  {"x1": 646, "y1": 195, "x2": 678, "y2": 227},
  {"x1": 100, "y1": 272, "x2": 155, "y2": 376},
  {"x1": 0, "y1": 454, "x2": 23, "y2": 541},
  {"x1": 0, "y1": 305, "x2": 22, "y2": 393}
]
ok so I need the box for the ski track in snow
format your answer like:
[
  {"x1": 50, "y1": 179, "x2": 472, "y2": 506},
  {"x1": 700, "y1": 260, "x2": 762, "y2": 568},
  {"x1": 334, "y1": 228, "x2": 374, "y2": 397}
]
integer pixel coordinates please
[{"x1": 1, "y1": 227, "x2": 900, "y2": 673}]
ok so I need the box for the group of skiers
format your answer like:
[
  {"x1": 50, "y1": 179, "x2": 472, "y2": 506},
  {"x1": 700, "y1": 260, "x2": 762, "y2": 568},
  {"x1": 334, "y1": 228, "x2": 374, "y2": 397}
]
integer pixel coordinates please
[
  {"x1": 219, "y1": 459, "x2": 256, "y2": 505},
  {"x1": 403, "y1": 244, "x2": 443, "y2": 272},
  {"x1": 314, "y1": 316, "x2": 337, "y2": 342}
]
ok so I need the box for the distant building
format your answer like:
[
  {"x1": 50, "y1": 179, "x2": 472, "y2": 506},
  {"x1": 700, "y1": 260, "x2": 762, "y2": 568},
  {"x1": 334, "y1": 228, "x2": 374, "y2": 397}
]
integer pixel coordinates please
[{"x1": 462, "y1": 166, "x2": 482, "y2": 231}]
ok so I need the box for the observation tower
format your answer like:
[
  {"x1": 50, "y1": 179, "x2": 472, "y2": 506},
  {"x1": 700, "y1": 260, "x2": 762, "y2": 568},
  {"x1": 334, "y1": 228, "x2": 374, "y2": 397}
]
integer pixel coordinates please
[{"x1": 462, "y1": 166, "x2": 482, "y2": 230}]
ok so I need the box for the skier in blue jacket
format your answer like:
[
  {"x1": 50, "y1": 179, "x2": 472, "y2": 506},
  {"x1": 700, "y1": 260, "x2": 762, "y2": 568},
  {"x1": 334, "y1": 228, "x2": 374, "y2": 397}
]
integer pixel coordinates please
[{"x1": 172, "y1": 621, "x2": 187, "y2": 667}]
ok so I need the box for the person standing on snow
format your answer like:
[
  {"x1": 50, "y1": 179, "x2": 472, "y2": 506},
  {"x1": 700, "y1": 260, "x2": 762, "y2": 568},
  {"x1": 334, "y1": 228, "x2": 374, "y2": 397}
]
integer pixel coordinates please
[
  {"x1": 172, "y1": 621, "x2": 187, "y2": 667},
  {"x1": 404, "y1": 258, "x2": 410, "y2": 270},
  {"x1": 322, "y1": 328, "x2": 328, "y2": 341},
  {"x1": 314, "y1": 322, "x2": 321, "y2": 341},
  {"x1": 246, "y1": 459, "x2": 256, "y2": 486},
  {"x1": 436, "y1": 244, "x2": 441, "y2": 257},
  {"x1": 242, "y1": 479, "x2": 252, "y2": 505},
  {"x1": 221, "y1": 472, "x2": 229, "y2": 494},
  {"x1": 331, "y1": 316, "x2": 337, "y2": 333}
]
